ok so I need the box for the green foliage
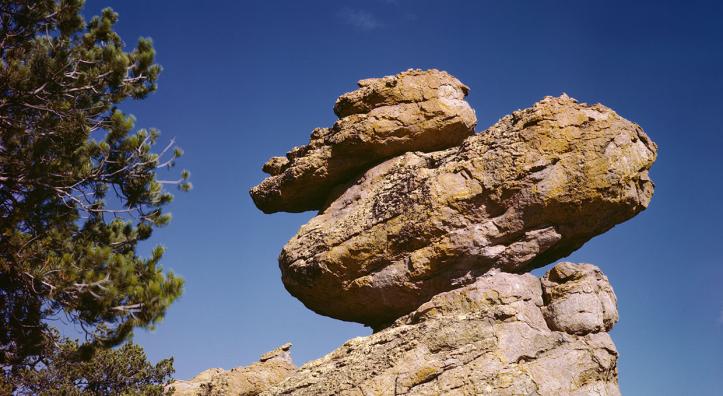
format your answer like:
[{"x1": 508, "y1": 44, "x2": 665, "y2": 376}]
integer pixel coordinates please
[
  {"x1": 13, "y1": 334, "x2": 174, "y2": 395},
  {"x1": 0, "y1": 0, "x2": 190, "y2": 387}
]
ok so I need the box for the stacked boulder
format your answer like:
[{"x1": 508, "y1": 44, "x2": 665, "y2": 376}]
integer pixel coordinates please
[
  {"x1": 175, "y1": 69, "x2": 657, "y2": 395},
  {"x1": 250, "y1": 69, "x2": 477, "y2": 214},
  {"x1": 273, "y1": 88, "x2": 655, "y2": 330}
]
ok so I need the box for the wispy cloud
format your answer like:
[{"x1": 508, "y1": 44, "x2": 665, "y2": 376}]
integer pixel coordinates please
[{"x1": 338, "y1": 8, "x2": 381, "y2": 31}]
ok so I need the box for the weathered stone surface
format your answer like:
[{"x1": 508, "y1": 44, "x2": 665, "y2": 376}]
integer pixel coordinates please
[
  {"x1": 170, "y1": 343, "x2": 295, "y2": 396},
  {"x1": 280, "y1": 94, "x2": 657, "y2": 328},
  {"x1": 240, "y1": 73, "x2": 655, "y2": 394},
  {"x1": 541, "y1": 262, "x2": 618, "y2": 335},
  {"x1": 332, "y1": 68, "x2": 471, "y2": 118},
  {"x1": 250, "y1": 69, "x2": 476, "y2": 213},
  {"x1": 263, "y1": 263, "x2": 620, "y2": 396}
]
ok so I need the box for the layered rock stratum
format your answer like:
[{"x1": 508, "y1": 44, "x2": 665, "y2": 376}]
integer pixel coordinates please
[{"x1": 173, "y1": 69, "x2": 656, "y2": 395}]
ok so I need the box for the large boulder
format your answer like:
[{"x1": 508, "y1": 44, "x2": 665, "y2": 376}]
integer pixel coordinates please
[
  {"x1": 250, "y1": 69, "x2": 476, "y2": 213},
  {"x1": 280, "y1": 94, "x2": 657, "y2": 328},
  {"x1": 263, "y1": 263, "x2": 621, "y2": 396}
]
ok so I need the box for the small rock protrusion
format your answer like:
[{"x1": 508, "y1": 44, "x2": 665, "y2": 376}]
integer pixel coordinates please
[
  {"x1": 541, "y1": 262, "x2": 619, "y2": 335},
  {"x1": 259, "y1": 342, "x2": 293, "y2": 364},
  {"x1": 262, "y1": 156, "x2": 289, "y2": 176}
]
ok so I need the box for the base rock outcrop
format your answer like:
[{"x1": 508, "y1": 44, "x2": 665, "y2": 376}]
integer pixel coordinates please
[{"x1": 176, "y1": 263, "x2": 621, "y2": 395}]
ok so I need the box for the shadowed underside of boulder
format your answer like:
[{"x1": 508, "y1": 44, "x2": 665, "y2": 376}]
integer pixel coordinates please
[{"x1": 279, "y1": 94, "x2": 656, "y2": 328}]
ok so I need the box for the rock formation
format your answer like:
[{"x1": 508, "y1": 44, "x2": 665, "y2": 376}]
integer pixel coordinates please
[
  {"x1": 173, "y1": 263, "x2": 621, "y2": 395},
  {"x1": 278, "y1": 93, "x2": 656, "y2": 329},
  {"x1": 175, "y1": 69, "x2": 656, "y2": 395},
  {"x1": 265, "y1": 263, "x2": 620, "y2": 395},
  {"x1": 170, "y1": 343, "x2": 295, "y2": 396},
  {"x1": 250, "y1": 69, "x2": 477, "y2": 213}
]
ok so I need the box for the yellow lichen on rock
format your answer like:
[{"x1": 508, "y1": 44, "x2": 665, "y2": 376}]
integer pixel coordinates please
[{"x1": 278, "y1": 94, "x2": 656, "y2": 328}]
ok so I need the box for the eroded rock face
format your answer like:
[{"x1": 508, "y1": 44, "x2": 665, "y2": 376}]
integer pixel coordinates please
[
  {"x1": 263, "y1": 263, "x2": 620, "y2": 396},
  {"x1": 170, "y1": 343, "x2": 295, "y2": 396},
  {"x1": 280, "y1": 94, "x2": 657, "y2": 328},
  {"x1": 541, "y1": 262, "x2": 618, "y2": 335},
  {"x1": 241, "y1": 71, "x2": 655, "y2": 395},
  {"x1": 250, "y1": 69, "x2": 477, "y2": 213}
]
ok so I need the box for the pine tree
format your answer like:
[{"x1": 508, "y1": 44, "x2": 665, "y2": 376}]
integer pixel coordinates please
[
  {"x1": 11, "y1": 333, "x2": 174, "y2": 395},
  {"x1": 0, "y1": 0, "x2": 190, "y2": 387}
]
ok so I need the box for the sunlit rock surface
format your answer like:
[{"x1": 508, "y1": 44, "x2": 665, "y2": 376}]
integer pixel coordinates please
[
  {"x1": 236, "y1": 70, "x2": 657, "y2": 395},
  {"x1": 170, "y1": 343, "x2": 295, "y2": 396},
  {"x1": 250, "y1": 69, "x2": 476, "y2": 213},
  {"x1": 280, "y1": 94, "x2": 655, "y2": 328}
]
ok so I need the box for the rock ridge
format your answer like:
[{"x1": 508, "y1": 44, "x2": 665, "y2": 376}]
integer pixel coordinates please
[
  {"x1": 265, "y1": 262, "x2": 620, "y2": 395},
  {"x1": 170, "y1": 343, "x2": 295, "y2": 396}
]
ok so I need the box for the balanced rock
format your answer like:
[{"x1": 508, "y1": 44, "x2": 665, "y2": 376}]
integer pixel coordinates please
[
  {"x1": 170, "y1": 343, "x2": 295, "y2": 396},
  {"x1": 264, "y1": 263, "x2": 620, "y2": 396},
  {"x1": 279, "y1": 94, "x2": 657, "y2": 328},
  {"x1": 250, "y1": 69, "x2": 477, "y2": 213}
]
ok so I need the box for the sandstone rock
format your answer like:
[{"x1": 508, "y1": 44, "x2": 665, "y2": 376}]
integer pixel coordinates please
[
  {"x1": 170, "y1": 343, "x2": 295, "y2": 396},
  {"x1": 263, "y1": 263, "x2": 620, "y2": 395},
  {"x1": 280, "y1": 94, "x2": 657, "y2": 328},
  {"x1": 332, "y1": 68, "x2": 471, "y2": 118},
  {"x1": 250, "y1": 69, "x2": 477, "y2": 213},
  {"x1": 242, "y1": 73, "x2": 655, "y2": 394}
]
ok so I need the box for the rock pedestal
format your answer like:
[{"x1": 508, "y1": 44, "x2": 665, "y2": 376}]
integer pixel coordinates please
[
  {"x1": 173, "y1": 263, "x2": 622, "y2": 395},
  {"x1": 266, "y1": 263, "x2": 620, "y2": 396}
]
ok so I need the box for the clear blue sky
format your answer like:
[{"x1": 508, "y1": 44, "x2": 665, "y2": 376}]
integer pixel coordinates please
[{"x1": 80, "y1": 1, "x2": 722, "y2": 394}]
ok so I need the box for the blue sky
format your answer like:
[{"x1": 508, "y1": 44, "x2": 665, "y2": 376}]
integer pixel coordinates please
[{"x1": 80, "y1": 1, "x2": 723, "y2": 394}]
